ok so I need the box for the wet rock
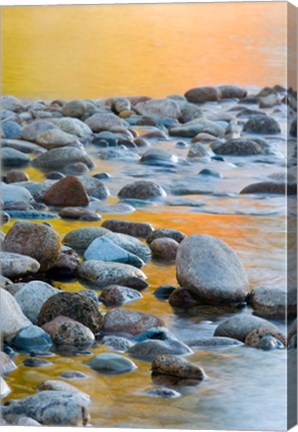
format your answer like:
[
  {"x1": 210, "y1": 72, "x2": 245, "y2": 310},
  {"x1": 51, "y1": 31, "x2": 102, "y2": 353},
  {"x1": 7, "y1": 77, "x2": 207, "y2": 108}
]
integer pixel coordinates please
[
  {"x1": 240, "y1": 182, "x2": 296, "y2": 195},
  {"x1": 2, "y1": 147, "x2": 31, "y2": 167},
  {"x1": 1, "y1": 95, "x2": 25, "y2": 112},
  {"x1": 36, "y1": 129, "x2": 80, "y2": 149},
  {"x1": 12, "y1": 180, "x2": 54, "y2": 202},
  {"x1": 191, "y1": 132, "x2": 217, "y2": 143},
  {"x1": 5, "y1": 169, "x2": 29, "y2": 183},
  {"x1": 89, "y1": 202, "x2": 135, "y2": 215},
  {"x1": 62, "y1": 100, "x2": 87, "y2": 118},
  {"x1": 0, "y1": 252, "x2": 40, "y2": 278},
  {"x1": 198, "y1": 168, "x2": 222, "y2": 178},
  {"x1": 214, "y1": 314, "x2": 280, "y2": 342},
  {"x1": 93, "y1": 131, "x2": 118, "y2": 147},
  {"x1": 38, "y1": 291, "x2": 104, "y2": 334},
  {"x1": 3, "y1": 221, "x2": 61, "y2": 273},
  {"x1": 22, "y1": 120, "x2": 57, "y2": 141},
  {"x1": 88, "y1": 353, "x2": 136, "y2": 374},
  {"x1": 118, "y1": 180, "x2": 166, "y2": 201},
  {"x1": 22, "y1": 358, "x2": 52, "y2": 367},
  {"x1": 140, "y1": 148, "x2": 177, "y2": 167},
  {"x1": 187, "y1": 142, "x2": 209, "y2": 158},
  {"x1": 93, "y1": 171, "x2": 111, "y2": 180},
  {"x1": 78, "y1": 176, "x2": 110, "y2": 200},
  {"x1": 37, "y1": 380, "x2": 89, "y2": 401},
  {"x1": 57, "y1": 117, "x2": 92, "y2": 136},
  {"x1": 78, "y1": 260, "x2": 147, "y2": 289},
  {"x1": 1, "y1": 377, "x2": 11, "y2": 398},
  {"x1": 84, "y1": 236, "x2": 144, "y2": 268},
  {"x1": 186, "y1": 336, "x2": 243, "y2": 348},
  {"x1": 211, "y1": 137, "x2": 270, "y2": 156},
  {"x1": 60, "y1": 371, "x2": 89, "y2": 380},
  {"x1": 12, "y1": 325, "x2": 52, "y2": 351},
  {"x1": 0, "y1": 352, "x2": 17, "y2": 376},
  {"x1": 4, "y1": 210, "x2": 58, "y2": 220},
  {"x1": 102, "y1": 219, "x2": 153, "y2": 238},
  {"x1": 2, "y1": 120, "x2": 22, "y2": 139},
  {"x1": 243, "y1": 115, "x2": 281, "y2": 134},
  {"x1": 32, "y1": 147, "x2": 94, "y2": 170},
  {"x1": 100, "y1": 335, "x2": 134, "y2": 353},
  {"x1": 185, "y1": 86, "x2": 220, "y2": 103},
  {"x1": 59, "y1": 207, "x2": 101, "y2": 221},
  {"x1": 168, "y1": 288, "x2": 200, "y2": 309},
  {"x1": 128, "y1": 338, "x2": 192, "y2": 362},
  {"x1": 63, "y1": 226, "x2": 109, "y2": 254},
  {"x1": 100, "y1": 284, "x2": 142, "y2": 307},
  {"x1": 153, "y1": 285, "x2": 176, "y2": 300},
  {"x1": 245, "y1": 327, "x2": 286, "y2": 350},
  {"x1": 44, "y1": 176, "x2": 89, "y2": 207},
  {"x1": 150, "y1": 238, "x2": 179, "y2": 261},
  {"x1": 170, "y1": 119, "x2": 225, "y2": 138},
  {"x1": 64, "y1": 162, "x2": 89, "y2": 174},
  {"x1": 103, "y1": 232, "x2": 152, "y2": 262},
  {"x1": 176, "y1": 234, "x2": 249, "y2": 305},
  {"x1": 146, "y1": 228, "x2": 186, "y2": 245},
  {"x1": 102, "y1": 309, "x2": 164, "y2": 336},
  {"x1": 218, "y1": 85, "x2": 247, "y2": 99},
  {"x1": 112, "y1": 97, "x2": 131, "y2": 114},
  {"x1": 14, "y1": 281, "x2": 59, "y2": 324},
  {"x1": 0, "y1": 289, "x2": 32, "y2": 341},
  {"x1": 251, "y1": 286, "x2": 296, "y2": 319},
  {"x1": 42, "y1": 316, "x2": 95, "y2": 346},
  {"x1": 16, "y1": 416, "x2": 42, "y2": 426},
  {"x1": 2, "y1": 138, "x2": 44, "y2": 153},
  {"x1": 145, "y1": 387, "x2": 180, "y2": 398},
  {"x1": 135, "y1": 98, "x2": 181, "y2": 119},
  {"x1": 259, "y1": 94, "x2": 281, "y2": 108},
  {"x1": 180, "y1": 103, "x2": 204, "y2": 123},
  {"x1": 85, "y1": 113, "x2": 125, "y2": 132},
  {"x1": 1, "y1": 390, "x2": 90, "y2": 426},
  {"x1": 151, "y1": 355, "x2": 205, "y2": 380}
]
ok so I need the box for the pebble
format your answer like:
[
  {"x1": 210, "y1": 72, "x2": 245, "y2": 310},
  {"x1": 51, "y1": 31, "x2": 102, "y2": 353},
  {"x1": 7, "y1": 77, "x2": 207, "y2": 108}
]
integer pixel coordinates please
[
  {"x1": 145, "y1": 387, "x2": 181, "y2": 398},
  {"x1": 243, "y1": 115, "x2": 281, "y2": 134}
]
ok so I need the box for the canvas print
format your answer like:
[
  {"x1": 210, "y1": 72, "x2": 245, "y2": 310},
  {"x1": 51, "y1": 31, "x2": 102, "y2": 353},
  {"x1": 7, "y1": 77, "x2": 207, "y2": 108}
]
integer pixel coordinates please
[{"x1": 0, "y1": 1, "x2": 297, "y2": 430}]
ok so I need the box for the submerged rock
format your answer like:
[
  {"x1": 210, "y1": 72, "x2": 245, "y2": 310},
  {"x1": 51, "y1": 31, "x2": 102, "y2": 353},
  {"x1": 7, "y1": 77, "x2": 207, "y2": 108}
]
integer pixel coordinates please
[
  {"x1": 128, "y1": 338, "x2": 192, "y2": 362},
  {"x1": 87, "y1": 353, "x2": 136, "y2": 374},
  {"x1": 12, "y1": 325, "x2": 52, "y2": 351}
]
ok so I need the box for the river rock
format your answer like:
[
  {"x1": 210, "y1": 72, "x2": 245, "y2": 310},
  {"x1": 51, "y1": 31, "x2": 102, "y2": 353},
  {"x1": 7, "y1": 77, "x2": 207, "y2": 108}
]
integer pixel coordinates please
[
  {"x1": 85, "y1": 113, "x2": 125, "y2": 132},
  {"x1": 211, "y1": 137, "x2": 271, "y2": 155},
  {"x1": 146, "y1": 228, "x2": 186, "y2": 245},
  {"x1": 0, "y1": 289, "x2": 32, "y2": 341},
  {"x1": 218, "y1": 85, "x2": 247, "y2": 99},
  {"x1": 2, "y1": 120, "x2": 22, "y2": 139},
  {"x1": 78, "y1": 176, "x2": 110, "y2": 200},
  {"x1": 84, "y1": 236, "x2": 144, "y2": 268},
  {"x1": 88, "y1": 353, "x2": 136, "y2": 374},
  {"x1": 1, "y1": 377, "x2": 11, "y2": 399},
  {"x1": 38, "y1": 292, "x2": 104, "y2": 334},
  {"x1": 151, "y1": 355, "x2": 205, "y2": 380},
  {"x1": 64, "y1": 162, "x2": 89, "y2": 174},
  {"x1": 186, "y1": 336, "x2": 243, "y2": 348},
  {"x1": 118, "y1": 180, "x2": 166, "y2": 201},
  {"x1": 145, "y1": 387, "x2": 180, "y2": 398},
  {"x1": 5, "y1": 169, "x2": 29, "y2": 183},
  {"x1": 2, "y1": 138, "x2": 44, "y2": 153},
  {"x1": 2, "y1": 147, "x2": 31, "y2": 167},
  {"x1": 1, "y1": 390, "x2": 90, "y2": 426},
  {"x1": 168, "y1": 288, "x2": 199, "y2": 309},
  {"x1": 176, "y1": 234, "x2": 249, "y2": 305},
  {"x1": 37, "y1": 380, "x2": 89, "y2": 400},
  {"x1": 128, "y1": 338, "x2": 192, "y2": 362},
  {"x1": 185, "y1": 86, "x2": 220, "y2": 103},
  {"x1": 180, "y1": 103, "x2": 204, "y2": 123},
  {"x1": 0, "y1": 252, "x2": 40, "y2": 278},
  {"x1": 60, "y1": 371, "x2": 89, "y2": 380},
  {"x1": 191, "y1": 132, "x2": 217, "y2": 143},
  {"x1": 103, "y1": 232, "x2": 152, "y2": 262},
  {"x1": 57, "y1": 117, "x2": 92, "y2": 136},
  {"x1": 100, "y1": 284, "x2": 142, "y2": 306},
  {"x1": 140, "y1": 148, "x2": 177, "y2": 167},
  {"x1": 240, "y1": 182, "x2": 296, "y2": 195},
  {"x1": 1, "y1": 183, "x2": 35, "y2": 205},
  {"x1": 245, "y1": 327, "x2": 286, "y2": 350},
  {"x1": 198, "y1": 168, "x2": 222, "y2": 178},
  {"x1": 187, "y1": 142, "x2": 209, "y2": 158},
  {"x1": 62, "y1": 100, "x2": 87, "y2": 118},
  {"x1": 243, "y1": 115, "x2": 281, "y2": 134},
  {"x1": 154, "y1": 285, "x2": 176, "y2": 300},
  {"x1": 44, "y1": 176, "x2": 89, "y2": 207},
  {"x1": 14, "y1": 281, "x2": 59, "y2": 324},
  {"x1": 1, "y1": 95, "x2": 25, "y2": 112},
  {"x1": 102, "y1": 309, "x2": 164, "y2": 336},
  {"x1": 150, "y1": 238, "x2": 179, "y2": 261},
  {"x1": 102, "y1": 219, "x2": 153, "y2": 238},
  {"x1": 13, "y1": 180, "x2": 54, "y2": 202},
  {"x1": 214, "y1": 314, "x2": 279, "y2": 342},
  {"x1": 32, "y1": 147, "x2": 94, "y2": 170},
  {"x1": 59, "y1": 207, "x2": 101, "y2": 221},
  {"x1": 0, "y1": 352, "x2": 17, "y2": 376},
  {"x1": 43, "y1": 316, "x2": 95, "y2": 346},
  {"x1": 36, "y1": 129, "x2": 80, "y2": 149},
  {"x1": 169, "y1": 120, "x2": 225, "y2": 138},
  {"x1": 250, "y1": 286, "x2": 296, "y2": 319},
  {"x1": 135, "y1": 98, "x2": 181, "y2": 119},
  {"x1": 21, "y1": 120, "x2": 57, "y2": 141},
  {"x1": 2, "y1": 221, "x2": 61, "y2": 273},
  {"x1": 63, "y1": 226, "x2": 109, "y2": 253},
  {"x1": 12, "y1": 325, "x2": 52, "y2": 351},
  {"x1": 100, "y1": 335, "x2": 134, "y2": 353},
  {"x1": 78, "y1": 260, "x2": 147, "y2": 289},
  {"x1": 112, "y1": 97, "x2": 131, "y2": 114}
]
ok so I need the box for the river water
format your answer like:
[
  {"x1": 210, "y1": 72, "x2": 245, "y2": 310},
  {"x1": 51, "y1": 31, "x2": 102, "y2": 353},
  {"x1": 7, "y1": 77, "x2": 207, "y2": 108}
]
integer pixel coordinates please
[{"x1": 2, "y1": 2, "x2": 290, "y2": 430}]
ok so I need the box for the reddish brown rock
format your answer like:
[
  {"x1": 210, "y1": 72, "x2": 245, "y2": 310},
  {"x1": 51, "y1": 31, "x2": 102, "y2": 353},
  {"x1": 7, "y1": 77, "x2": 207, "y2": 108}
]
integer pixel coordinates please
[
  {"x1": 150, "y1": 238, "x2": 179, "y2": 261},
  {"x1": 44, "y1": 176, "x2": 89, "y2": 207},
  {"x1": 42, "y1": 315, "x2": 95, "y2": 346},
  {"x1": 5, "y1": 170, "x2": 29, "y2": 183}
]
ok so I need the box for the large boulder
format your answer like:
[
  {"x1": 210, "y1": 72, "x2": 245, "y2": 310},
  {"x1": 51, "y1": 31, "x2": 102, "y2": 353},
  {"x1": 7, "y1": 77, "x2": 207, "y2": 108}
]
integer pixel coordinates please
[
  {"x1": 0, "y1": 288, "x2": 32, "y2": 342},
  {"x1": 38, "y1": 291, "x2": 104, "y2": 334},
  {"x1": 118, "y1": 180, "x2": 166, "y2": 201},
  {"x1": 0, "y1": 252, "x2": 40, "y2": 278},
  {"x1": 2, "y1": 222, "x2": 61, "y2": 273},
  {"x1": 176, "y1": 234, "x2": 249, "y2": 305},
  {"x1": 44, "y1": 176, "x2": 89, "y2": 207},
  {"x1": 32, "y1": 147, "x2": 94, "y2": 170},
  {"x1": 78, "y1": 260, "x2": 147, "y2": 289}
]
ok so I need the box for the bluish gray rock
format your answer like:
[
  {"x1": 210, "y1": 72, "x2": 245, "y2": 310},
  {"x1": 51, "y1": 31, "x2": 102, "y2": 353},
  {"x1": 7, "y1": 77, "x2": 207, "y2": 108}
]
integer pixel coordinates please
[
  {"x1": 2, "y1": 182, "x2": 35, "y2": 205},
  {"x1": 100, "y1": 335, "x2": 134, "y2": 353},
  {"x1": 32, "y1": 147, "x2": 94, "y2": 170},
  {"x1": 21, "y1": 120, "x2": 57, "y2": 141},
  {"x1": 1, "y1": 252, "x2": 40, "y2": 278},
  {"x1": 100, "y1": 284, "x2": 143, "y2": 306},
  {"x1": 57, "y1": 117, "x2": 92, "y2": 136},
  {"x1": 12, "y1": 325, "x2": 52, "y2": 351},
  {"x1": 128, "y1": 338, "x2": 192, "y2": 362},
  {"x1": 87, "y1": 353, "x2": 137, "y2": 374},
  {"x1": 63, "y1": 226, "x2": 109, "y2": 254},
  {"x1": 2, "y1": 120, "x2": 22, "y2": 139},
  {"x1": 243, "y1": 115, "x2": 281, "y2": 134},
  {"x1": 2, "y1": 148, "x2": 31, "y2": 167}
]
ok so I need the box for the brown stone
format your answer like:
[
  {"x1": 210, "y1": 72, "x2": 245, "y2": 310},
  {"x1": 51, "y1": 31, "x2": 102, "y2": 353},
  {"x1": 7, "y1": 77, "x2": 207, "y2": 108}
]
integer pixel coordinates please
[
  {"x1": 245, "y1": 327, "x2": 286, "y2": 348},
  {"x1": 240, "y1": 182, "x2": 296, "y2": 195},
  {"x1": 44, "y1": 176, "x2": 89, "y2": 207},
  {"x1": 42, "y1": 315, "x2": 95, "y2": 346},
  {"x1": 150, "y1": 238, "x2": 179, "y2": 261},
  {"x1": 151, "y1": 355, "x2": 205, "y2": 380},
  {"x1": 59, "y1": 207, "x2": 101, "y2": 221},
  {"x1": 102, "y1": 219, "x2": 153, "y2": 238},
  {"x1": 6, "y1": 170, "x2": 29, "y2": 183}
]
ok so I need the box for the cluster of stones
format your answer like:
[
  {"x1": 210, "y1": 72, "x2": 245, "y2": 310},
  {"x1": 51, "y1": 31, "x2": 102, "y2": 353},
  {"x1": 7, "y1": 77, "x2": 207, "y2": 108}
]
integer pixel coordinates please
[{"x1": 0, "y1": 84, "x2": 296, "y2": 426}]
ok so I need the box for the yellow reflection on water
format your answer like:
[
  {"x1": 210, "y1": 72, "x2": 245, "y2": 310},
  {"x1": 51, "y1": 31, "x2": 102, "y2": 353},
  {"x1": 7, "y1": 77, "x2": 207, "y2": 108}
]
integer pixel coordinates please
[{"x1": 2, "y1": 2, "x2": 287, "y2": 100}]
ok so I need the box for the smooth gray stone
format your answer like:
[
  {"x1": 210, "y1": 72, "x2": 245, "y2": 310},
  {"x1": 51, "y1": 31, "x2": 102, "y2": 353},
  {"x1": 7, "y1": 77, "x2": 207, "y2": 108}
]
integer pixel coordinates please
[
  {"x1": 87, "y1": 353, "x2": 137, "y2": 374},
  {"x1": 5, "y1": 211, "x2": 59, "y2": 219},
  {"x1": 12, "y1": 325, "x2": 52, "y2": 351}
]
